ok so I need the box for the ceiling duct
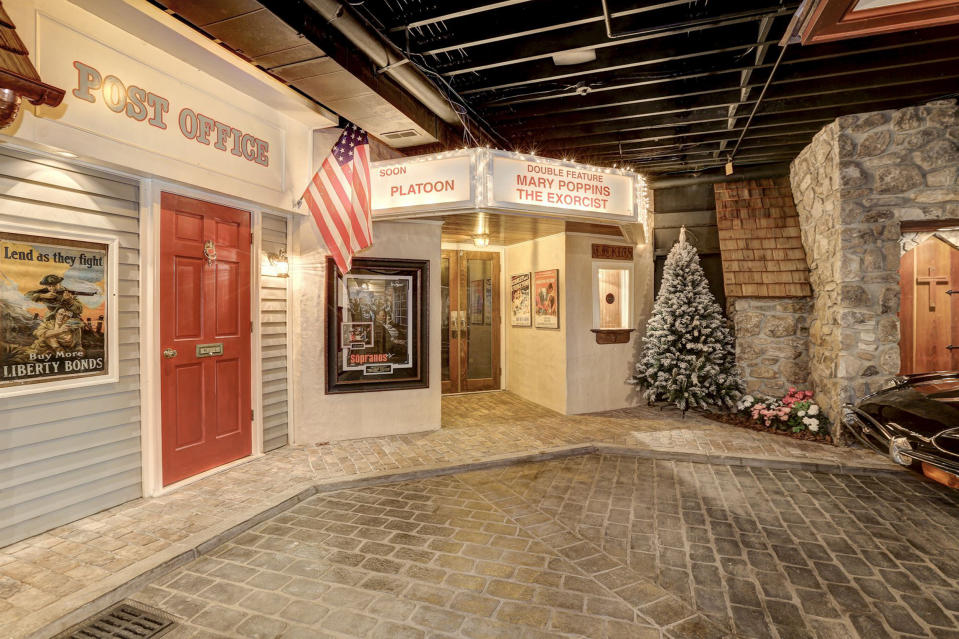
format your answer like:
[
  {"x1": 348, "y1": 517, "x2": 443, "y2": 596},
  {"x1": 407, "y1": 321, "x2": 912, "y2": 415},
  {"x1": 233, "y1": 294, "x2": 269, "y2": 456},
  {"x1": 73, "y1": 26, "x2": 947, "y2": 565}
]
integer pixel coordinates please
[
  {"x1": 381, "y1": 129, "x2": 419, "y2": 140},
  {"x1": 302, "y1": 0, "x2": 461, "y2": 127}
]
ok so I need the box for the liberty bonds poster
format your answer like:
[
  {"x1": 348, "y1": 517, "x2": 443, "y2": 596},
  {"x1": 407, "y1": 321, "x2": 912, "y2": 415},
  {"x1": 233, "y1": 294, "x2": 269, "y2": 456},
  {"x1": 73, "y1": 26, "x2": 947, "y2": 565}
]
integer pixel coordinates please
[{"x1": 0, "y1": 232, "x2": 109, "y2": 389}]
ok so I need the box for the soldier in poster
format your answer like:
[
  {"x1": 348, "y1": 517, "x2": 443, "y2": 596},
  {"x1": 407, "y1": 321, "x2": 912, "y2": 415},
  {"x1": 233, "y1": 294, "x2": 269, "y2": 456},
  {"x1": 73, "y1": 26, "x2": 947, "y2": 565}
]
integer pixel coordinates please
[{"x1": 1, "y1": 232, "x2": 108, "y2": 387}]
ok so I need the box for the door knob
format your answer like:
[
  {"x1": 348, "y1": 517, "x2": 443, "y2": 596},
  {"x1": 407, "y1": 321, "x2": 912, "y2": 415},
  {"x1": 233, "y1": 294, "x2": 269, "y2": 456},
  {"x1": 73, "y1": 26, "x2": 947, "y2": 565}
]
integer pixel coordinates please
[{"x1": 163, "y1": 348, "x2": 178, "y2": 358}]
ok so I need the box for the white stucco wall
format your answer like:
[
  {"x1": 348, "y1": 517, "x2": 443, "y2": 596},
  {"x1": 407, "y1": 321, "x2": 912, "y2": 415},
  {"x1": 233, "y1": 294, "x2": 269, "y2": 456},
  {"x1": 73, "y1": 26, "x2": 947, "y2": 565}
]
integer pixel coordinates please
[
  {"x1": 291, "y1": 220, "x2": 442, "y2": 442},
  {"x1": 564, "y1": 234, "x2": 652, "y2": 414},
  {"x1": 504, "y1": 233, "x2": 567, "y2": 413}
]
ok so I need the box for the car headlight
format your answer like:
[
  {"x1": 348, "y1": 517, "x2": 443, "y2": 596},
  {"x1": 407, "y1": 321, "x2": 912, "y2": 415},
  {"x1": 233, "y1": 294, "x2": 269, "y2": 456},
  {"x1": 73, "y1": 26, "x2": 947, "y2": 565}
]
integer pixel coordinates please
[
  {"x1": 841, "y1": 409, "x2": 859, "y2": 427},
  {"x1": 884, "y1": 376, "x2": 907, "y2": 389},
  {"x1": 890, "y1": 436, "x2": 913, "y2": 466}
]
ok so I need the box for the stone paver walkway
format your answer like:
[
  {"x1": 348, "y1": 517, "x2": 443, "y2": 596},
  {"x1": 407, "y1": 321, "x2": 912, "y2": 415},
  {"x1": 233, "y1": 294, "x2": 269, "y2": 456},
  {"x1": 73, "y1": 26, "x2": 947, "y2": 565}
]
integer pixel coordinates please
[
  {"x1": 130, "y1": 454, "x2": 959, "y2": 639},
  {"x1": 1, "y1": 393, "x2": 897, "y2": 638}
]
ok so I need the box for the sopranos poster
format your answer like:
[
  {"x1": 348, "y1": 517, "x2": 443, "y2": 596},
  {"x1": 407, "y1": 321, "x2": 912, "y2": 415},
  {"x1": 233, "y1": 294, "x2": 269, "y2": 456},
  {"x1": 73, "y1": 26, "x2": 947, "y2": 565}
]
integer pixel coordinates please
[
  {"x1": 534, "y1": 269, "x2": 559, "y2": 329},
  {"x1": 327, "y1": 257, "x2": 428, "y2": 394},
  {"x1": 0, "y1": 232, "x2": 109, "y2": 388},
  {"x1": 510, "y1": 273, "x2": 531, "y2": 326},
  {"x1": 342, "y1": 273, "x2": 413, "y2": 374}
]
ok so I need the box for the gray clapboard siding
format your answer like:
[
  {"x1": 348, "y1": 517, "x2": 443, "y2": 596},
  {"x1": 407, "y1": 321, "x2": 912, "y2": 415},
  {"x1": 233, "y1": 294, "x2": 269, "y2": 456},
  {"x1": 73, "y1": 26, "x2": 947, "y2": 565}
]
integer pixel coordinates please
[
  {"x1": 0, "y1": 149, "x2": 140, "y2": 547},
  {"x1": 260, "y1": 213, "x2": 289, "y2": 452}
]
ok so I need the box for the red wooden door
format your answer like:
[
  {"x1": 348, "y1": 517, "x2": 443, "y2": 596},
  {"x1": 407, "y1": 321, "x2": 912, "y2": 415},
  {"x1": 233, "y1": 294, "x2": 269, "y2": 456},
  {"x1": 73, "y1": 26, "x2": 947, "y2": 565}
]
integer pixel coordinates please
[
  {"x1": 899, "y1": 236, "x2": 959, "y2": 374},
  {"x1": 160, "y1": 193, "x2": 252, "y2": 486}
]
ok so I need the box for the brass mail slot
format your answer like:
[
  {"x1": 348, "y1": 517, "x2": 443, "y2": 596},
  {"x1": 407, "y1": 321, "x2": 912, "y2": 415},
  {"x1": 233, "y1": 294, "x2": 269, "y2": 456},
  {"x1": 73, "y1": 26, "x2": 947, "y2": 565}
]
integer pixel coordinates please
[{"x1": 196, "y1": 343, "x2": 224, "y2": 358}]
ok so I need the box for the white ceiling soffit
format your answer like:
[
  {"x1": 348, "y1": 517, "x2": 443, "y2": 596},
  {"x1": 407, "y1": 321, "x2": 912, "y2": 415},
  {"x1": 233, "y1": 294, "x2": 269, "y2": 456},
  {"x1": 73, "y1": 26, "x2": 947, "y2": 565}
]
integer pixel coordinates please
[
  {"x1": 71, "y1": 0, "x2": 438, "y2": 148},
  {"x1": 67, "y1": 0, "x2": 336, "y2": 128}
]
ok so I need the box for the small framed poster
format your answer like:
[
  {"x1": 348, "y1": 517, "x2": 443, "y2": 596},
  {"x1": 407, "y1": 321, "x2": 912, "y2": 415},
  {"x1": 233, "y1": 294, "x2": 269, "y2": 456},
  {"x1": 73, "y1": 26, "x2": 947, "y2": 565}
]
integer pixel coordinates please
[
  {"x1": 510, "y1": 272, "x2": 531, "y2": 327},
  {"x1": 326, "y1": 257, "x2": 429, "y2": 393},
  {"x1": 534, "y1": 269, "x2": 559, "y2": 329},
  {"x1": 342, "y1": 322, "x2": 374, "y2": 349},
  {"x1": 0, "y1": 230, "x2": 118, "y2": 396}
]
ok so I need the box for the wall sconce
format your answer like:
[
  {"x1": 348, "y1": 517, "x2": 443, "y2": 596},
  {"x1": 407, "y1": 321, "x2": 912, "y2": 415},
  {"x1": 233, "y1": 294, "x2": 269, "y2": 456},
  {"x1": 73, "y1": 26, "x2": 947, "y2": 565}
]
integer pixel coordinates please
[
  {"x1": 264, "y1": 249, "x2": 289, "y2": 278},
  {"x1": 472, "y1": 234, "x2": 490, "y2": 247}
]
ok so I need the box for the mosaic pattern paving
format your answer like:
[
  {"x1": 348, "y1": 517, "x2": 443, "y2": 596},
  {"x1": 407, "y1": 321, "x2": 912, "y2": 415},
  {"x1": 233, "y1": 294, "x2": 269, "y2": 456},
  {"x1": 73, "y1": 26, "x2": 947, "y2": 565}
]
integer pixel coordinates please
[
  {"x1": 132, "y1": 455, "x2": 959, "y2": 639},
  {"x1": 473, "y1": 456, "x2": 959, "y2": 639},
  {"x1": 2, "y1": 393, "x2": 895, "y2": 637},
  {"x1": 133, "y1": 466, "x2": 719, "y2": 639}
]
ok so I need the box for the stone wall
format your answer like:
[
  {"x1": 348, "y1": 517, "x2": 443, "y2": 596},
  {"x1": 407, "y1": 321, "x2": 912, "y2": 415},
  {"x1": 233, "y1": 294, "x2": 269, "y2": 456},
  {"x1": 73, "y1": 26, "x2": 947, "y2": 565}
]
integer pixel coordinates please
[
  {"x1": 790, "y1": 99, "x2": 959, "y2": 438},
  {"x1": 728, "y1": 297, "x2": 812, "y2": 397}
]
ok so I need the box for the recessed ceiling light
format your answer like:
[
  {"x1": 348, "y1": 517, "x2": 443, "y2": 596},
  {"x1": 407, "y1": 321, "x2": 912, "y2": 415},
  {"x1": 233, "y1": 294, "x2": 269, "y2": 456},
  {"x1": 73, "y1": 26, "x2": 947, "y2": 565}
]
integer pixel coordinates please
[{"x1": 551, "y1": 49, "x2": 596, "y2": 66}]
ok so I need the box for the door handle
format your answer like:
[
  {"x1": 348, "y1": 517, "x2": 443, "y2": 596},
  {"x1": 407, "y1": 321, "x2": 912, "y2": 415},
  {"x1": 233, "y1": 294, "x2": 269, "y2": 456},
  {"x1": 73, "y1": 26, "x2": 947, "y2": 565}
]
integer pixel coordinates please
[
  {"x1": 163, "y1": 348, "x2": 178, "y2": 358},
  {"x1": 947, "y1": 345, "x2": 958, "y2": 351},
  {"x1": 947, "y1": 290, "x2": 957, "y2": 295},
  {"x1": 452, "y1": 311, "x2": 463, "y2": 338}
]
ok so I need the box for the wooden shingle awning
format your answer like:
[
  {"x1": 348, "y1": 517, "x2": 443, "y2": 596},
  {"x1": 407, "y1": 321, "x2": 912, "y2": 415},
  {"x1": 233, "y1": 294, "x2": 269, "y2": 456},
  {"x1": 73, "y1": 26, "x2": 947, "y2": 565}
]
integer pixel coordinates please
[
  {"x1": 714, "y1": 177, "x2": 812, "y2": 298},
  {"x1": 0, "y1": 2, "x2": 63, "y2": 107}
]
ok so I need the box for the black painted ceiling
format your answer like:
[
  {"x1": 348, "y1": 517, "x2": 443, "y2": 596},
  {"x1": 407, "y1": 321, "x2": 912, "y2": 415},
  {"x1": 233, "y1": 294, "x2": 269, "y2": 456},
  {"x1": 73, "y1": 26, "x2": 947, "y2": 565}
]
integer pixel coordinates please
[
  {"x1": 156, "y1": 0, "x2": 959, "y2": 175},
  {"x1": 346, "y1": 0, "x2": 959, "y2": 174}
]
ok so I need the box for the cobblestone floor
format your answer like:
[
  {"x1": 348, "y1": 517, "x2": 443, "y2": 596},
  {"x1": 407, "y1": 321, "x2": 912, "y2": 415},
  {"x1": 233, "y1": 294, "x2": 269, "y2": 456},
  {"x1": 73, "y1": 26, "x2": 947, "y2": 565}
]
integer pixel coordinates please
[
  {"x1": 131, "y1": 455, "x2": 959, "y2": 639},
  {"x1": 1, "y1": 393, "x2": 896, "y2": 638},
  {"x1": 479, "y1": 456, "x2": 959, "y2": 639}
]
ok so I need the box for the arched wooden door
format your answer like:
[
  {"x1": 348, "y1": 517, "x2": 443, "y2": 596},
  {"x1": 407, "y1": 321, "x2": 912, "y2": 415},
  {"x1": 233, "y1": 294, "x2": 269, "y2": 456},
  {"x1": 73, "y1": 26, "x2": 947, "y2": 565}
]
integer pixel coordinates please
[{"x1": 899, "y1": 235, "x2": 959, "y2": 374}]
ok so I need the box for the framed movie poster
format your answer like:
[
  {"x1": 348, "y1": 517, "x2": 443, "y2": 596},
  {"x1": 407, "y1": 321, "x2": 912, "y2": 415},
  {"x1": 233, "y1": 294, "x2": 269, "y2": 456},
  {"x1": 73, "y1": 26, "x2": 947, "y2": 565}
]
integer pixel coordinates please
[
  {"x1": 510, "y1": 273, "x2": 531, "y2": 326},
  {"x1": 326, "y1": 257, "x2": 429, "y2": 393},
  {"x1": 0, "y1": 230, "x2": 118, "y2": 396},
  {"x1": 534, "y1": 269, "x2": 559, "y2": 329}
]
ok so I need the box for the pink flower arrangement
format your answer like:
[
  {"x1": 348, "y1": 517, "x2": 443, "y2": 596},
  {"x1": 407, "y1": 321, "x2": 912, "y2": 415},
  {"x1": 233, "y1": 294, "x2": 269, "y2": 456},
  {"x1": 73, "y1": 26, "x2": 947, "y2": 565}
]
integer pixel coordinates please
[
  {"x1": 750, "y1": 401, "x2": 791, "y2": 427},
  {"x1": 782, "y1": 387, "x2": 813, "y2": 408},
  {"x1": 738, "y1": 389, "x2": 830, "y2": 436}
]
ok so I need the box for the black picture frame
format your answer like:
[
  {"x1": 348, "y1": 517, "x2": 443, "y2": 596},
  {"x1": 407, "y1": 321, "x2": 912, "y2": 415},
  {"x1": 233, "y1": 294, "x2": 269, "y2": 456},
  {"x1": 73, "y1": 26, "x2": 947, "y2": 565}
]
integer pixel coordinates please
[{"x1": 325, "y1": 257, "x2": 430, "y2": 394}]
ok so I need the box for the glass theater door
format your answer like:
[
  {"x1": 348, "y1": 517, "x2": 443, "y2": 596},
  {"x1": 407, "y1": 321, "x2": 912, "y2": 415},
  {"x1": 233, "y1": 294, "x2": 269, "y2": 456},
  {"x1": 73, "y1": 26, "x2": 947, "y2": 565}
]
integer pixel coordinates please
[{"x1": 441, "y1": 250, "x2": 501, "y2": 393}]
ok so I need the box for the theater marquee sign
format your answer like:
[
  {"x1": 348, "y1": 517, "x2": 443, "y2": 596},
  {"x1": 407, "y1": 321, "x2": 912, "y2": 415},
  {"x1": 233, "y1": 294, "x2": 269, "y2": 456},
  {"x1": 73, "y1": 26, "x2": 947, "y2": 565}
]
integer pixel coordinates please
[
  {"x1": 489, "y1": 155, "x2": 634, "y2": 218},
  {"x1": 369, "y1": 149, "x2": 644, "y2": 224},
  {"x1": 370, "y1": 152, "x2": 474, "y2": 214}
]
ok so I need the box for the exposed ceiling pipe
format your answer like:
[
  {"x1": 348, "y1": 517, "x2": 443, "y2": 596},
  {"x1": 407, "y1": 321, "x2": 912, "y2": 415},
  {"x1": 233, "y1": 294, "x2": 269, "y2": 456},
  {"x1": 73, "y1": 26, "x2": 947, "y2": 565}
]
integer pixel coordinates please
[
  {"x1": 648, "y1": 163, "x2": 789, "y2": 189},
  {"x1": 301, "y1": 0, "x2": 461, "y2": 127},
  {"x1": 728, "y1": 42, "x2": 790, "y2": 164}
]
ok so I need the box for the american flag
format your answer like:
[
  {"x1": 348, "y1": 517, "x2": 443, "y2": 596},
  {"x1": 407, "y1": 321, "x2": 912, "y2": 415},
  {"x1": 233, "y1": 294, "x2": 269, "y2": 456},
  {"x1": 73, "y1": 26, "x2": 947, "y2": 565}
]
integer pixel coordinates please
[{"x1": 301, "y1": 122, "x2": 372, "y2": 273}]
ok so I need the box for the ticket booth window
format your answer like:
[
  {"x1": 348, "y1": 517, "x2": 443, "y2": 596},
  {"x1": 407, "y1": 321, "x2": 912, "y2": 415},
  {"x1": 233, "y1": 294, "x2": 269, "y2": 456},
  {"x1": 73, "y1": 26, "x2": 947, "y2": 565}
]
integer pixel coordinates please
[{"x1": 593, "y1": 263, "x2": 632, "y2": 330}]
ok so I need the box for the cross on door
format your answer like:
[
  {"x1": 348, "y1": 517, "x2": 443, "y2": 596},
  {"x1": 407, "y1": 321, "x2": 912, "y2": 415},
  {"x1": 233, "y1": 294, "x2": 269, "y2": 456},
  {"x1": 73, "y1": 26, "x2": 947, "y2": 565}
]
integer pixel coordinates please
[{"x1": 917, "y1": 265, "x2": 950, "y2": 310}]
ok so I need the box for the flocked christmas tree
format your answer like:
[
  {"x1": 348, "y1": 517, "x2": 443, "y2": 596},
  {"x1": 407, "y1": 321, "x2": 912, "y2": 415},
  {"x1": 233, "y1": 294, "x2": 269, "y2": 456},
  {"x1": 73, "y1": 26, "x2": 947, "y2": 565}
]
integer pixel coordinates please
[{"x1": 634, "y1": 228, "x2": 744, "y2": 412}]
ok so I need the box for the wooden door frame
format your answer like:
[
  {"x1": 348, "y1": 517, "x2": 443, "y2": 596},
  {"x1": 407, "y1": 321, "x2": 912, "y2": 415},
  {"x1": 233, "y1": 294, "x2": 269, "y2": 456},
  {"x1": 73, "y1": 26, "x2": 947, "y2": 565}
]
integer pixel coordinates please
[
  {"x1": 441, "y1": 247, "x2": 502, "y2": 394},
  {"x1": 441, "y1": 250, "x2": 461, "y2": 394},
  {"x1": 140, "y1": 179, "x2": 291, "y2": 497},
  {"x1": 461, "y1": 250, "x2": 501, "y2": 392},
  {"x1": 899, "y1": 234, "x2": 959, "y2": 374}
]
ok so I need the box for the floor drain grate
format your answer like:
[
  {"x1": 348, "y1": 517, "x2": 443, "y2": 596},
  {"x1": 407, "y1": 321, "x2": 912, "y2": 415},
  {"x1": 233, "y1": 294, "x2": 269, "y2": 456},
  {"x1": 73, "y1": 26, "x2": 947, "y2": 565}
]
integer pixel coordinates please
[{"x1": 54, "y1": 601, "x2": 177, "y2": 639}]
